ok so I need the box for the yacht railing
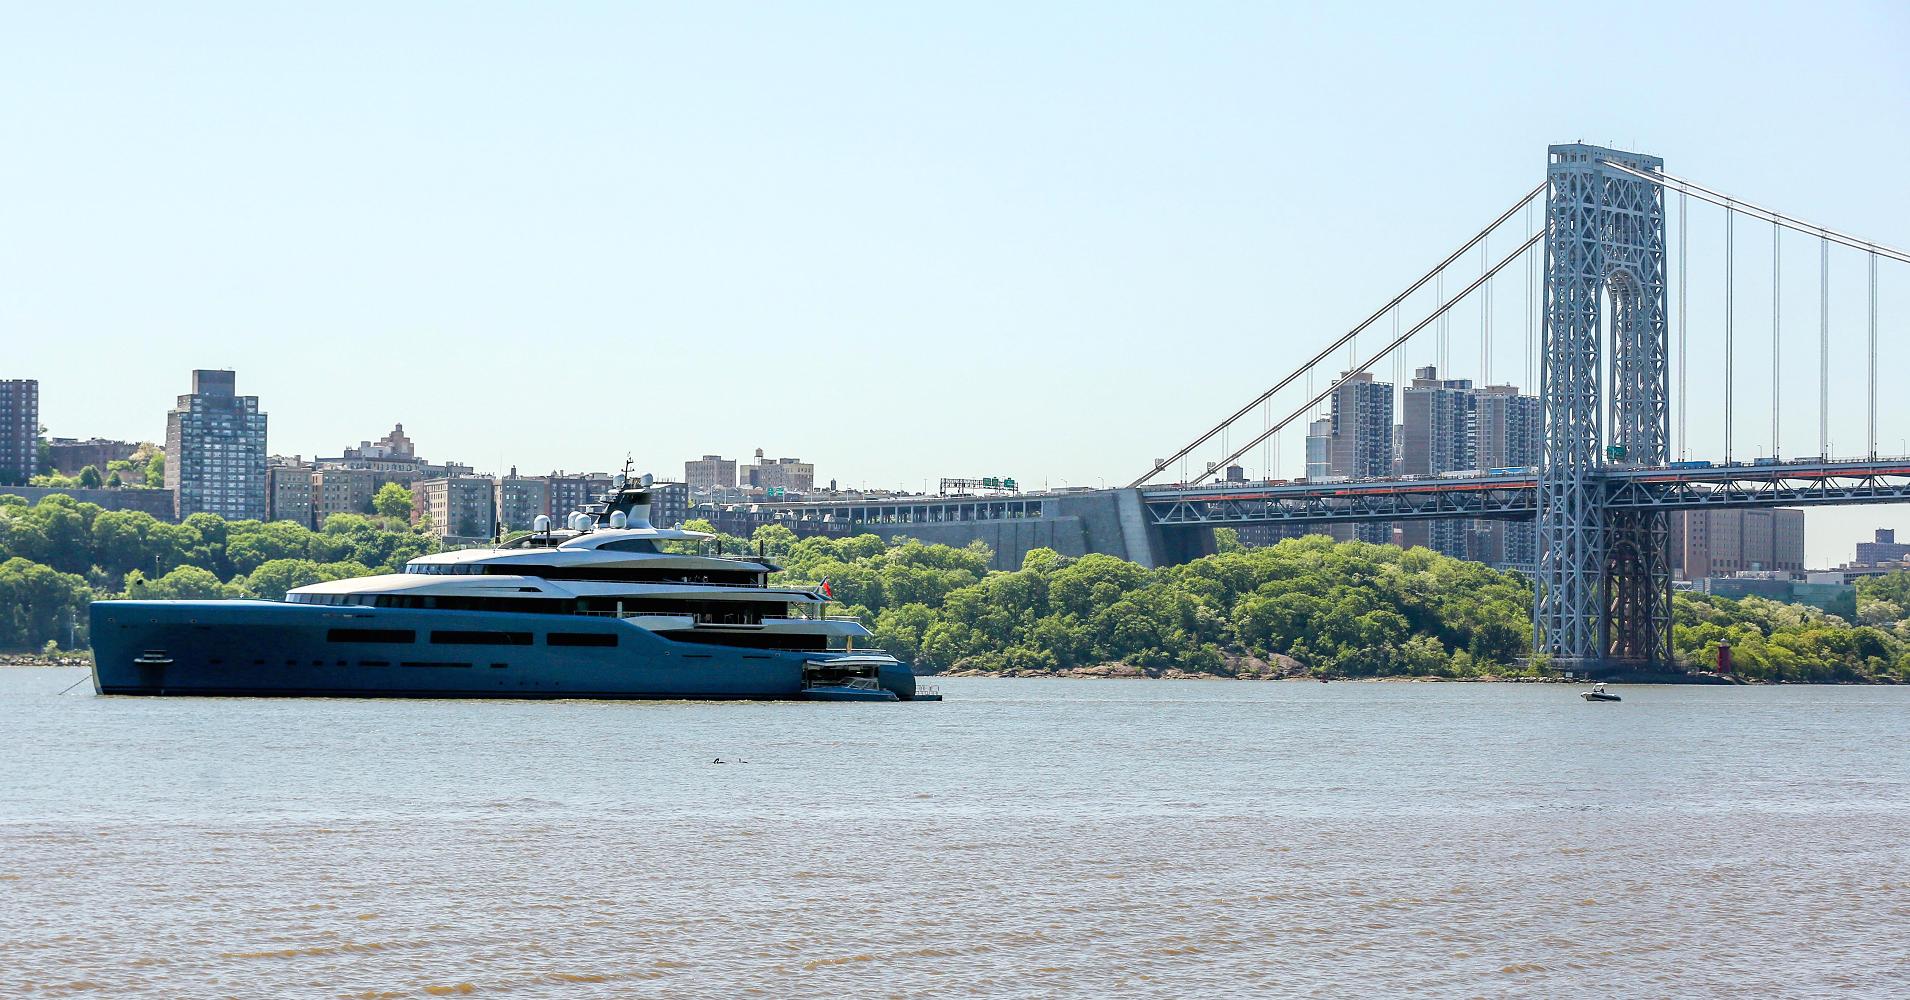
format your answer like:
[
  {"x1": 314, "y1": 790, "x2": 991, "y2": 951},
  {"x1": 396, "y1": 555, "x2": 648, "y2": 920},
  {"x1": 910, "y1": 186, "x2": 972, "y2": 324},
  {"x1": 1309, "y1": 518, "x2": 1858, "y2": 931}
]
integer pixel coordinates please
[{"x1": 537, "y1": 577, "x2": 821, "y2": 593}]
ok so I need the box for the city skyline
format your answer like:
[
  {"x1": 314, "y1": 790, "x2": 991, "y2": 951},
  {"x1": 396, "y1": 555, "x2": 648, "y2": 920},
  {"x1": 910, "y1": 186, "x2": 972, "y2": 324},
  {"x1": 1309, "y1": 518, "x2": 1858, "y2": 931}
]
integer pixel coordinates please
[{"x1": 12, "y1": 362, "x2": 1910, "y2": 575}]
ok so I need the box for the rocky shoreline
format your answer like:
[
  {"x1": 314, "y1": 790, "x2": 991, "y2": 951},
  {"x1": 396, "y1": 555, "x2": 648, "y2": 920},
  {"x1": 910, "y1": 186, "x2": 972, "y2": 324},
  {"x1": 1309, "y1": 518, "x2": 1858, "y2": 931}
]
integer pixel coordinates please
[
  {"x1": 930, "y1": 664, "x2": 1583, "y2": 682},
  {"x1": 928, "y1": 655, "x2": 1747, "y2": 683},
  {"x1": 0, "y1": 654, "x2": 93, "y2": 668}
]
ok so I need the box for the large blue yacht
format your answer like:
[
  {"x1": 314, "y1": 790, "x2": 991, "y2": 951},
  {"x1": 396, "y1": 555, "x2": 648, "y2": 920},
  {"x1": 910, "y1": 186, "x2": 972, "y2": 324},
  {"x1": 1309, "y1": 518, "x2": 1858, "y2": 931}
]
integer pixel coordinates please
[{"x1": 90, "y1": 476, "x2": 926, "y2": 701}]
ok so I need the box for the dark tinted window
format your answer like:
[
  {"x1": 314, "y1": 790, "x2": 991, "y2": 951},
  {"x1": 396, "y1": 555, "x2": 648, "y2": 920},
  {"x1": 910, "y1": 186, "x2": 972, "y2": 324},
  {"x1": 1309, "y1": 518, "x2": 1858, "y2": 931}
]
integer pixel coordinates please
[
  {"x1": 548, "y1": 632, "x2": 619, "y2": 647},
  {"x1": 431, "y1": 630, "x2": 533, "y2": 646},
  {"x1": 327, "y1": 629, "x2": 415, "y2": 644},
  {"x1": 595, "y1": 539, "x2": 659, "y2": 553}
]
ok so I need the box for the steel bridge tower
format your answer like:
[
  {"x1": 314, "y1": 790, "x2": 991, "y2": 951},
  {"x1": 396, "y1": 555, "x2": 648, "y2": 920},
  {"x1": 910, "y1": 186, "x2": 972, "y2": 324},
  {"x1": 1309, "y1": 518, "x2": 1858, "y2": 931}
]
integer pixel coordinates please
[{"x1": 1536, "y1": 144, "x2": 1672, "y2": 669}]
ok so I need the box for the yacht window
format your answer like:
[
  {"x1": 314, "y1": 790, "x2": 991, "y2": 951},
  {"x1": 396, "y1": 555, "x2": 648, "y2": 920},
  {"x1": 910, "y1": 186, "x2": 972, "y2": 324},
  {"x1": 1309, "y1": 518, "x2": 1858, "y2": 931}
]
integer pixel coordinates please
[
  {"x1": 594, "y1": 539, "x2": 660, "y2": 553},
  {"x1": 548, "y1": 632, "x2": 618, "y2": 647},
  {"x1": 431, "y1": 630, "x2": 533, "y2": 646},
  {"x1": 327, "y1": 628, "x2": 416, "y2": 644}
]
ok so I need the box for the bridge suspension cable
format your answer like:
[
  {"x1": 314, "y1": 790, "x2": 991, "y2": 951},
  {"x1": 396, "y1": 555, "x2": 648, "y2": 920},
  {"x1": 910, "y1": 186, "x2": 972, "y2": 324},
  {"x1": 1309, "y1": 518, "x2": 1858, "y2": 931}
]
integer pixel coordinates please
[
  {"x1": 1820, "y1": 238, "x2": 1829, "y2": 460},
  {"x1": 1526, "y1": 201, "x2": 1537, "y2": 399},
  {"x1": 1127, "y1": 181, "x2": 1547, "y2": 488},
  {"x1": 1870, "y1": 252, "x2": 1879, "y2": 458},
  {"x1": 1480, "y1": 236, "x2": 1492, "y2": 385},
  {"x1": 1678, "y1": 190, "x2": 1688, "y2": 461},
  {"x1": 1725, "y1": 206, "x2": 1735, "y2": 463},
  {"x1": 1170, "y1": 228, "x2": 1545, "y2": 484},
  {"x1": 1600, "y1": 160, "x2": 1910, "y2": 265}
]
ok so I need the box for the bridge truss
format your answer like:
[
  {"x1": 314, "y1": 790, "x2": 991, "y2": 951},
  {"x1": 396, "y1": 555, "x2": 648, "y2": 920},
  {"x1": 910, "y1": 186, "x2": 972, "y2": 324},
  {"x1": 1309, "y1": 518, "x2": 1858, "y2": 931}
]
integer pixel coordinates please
[{"x1": 1140, "y1": 461, "x2": 1910, "y2": 528}]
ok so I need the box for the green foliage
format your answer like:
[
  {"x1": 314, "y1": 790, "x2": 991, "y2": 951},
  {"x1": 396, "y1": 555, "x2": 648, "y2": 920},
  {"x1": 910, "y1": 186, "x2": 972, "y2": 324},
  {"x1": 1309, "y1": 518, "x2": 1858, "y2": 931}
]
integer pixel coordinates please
[
  {"x1": 779, "y1": 532, "x2": 1906, "y2": 682},
  {"x1": 0, "y1": 556, "x2": 90, "y2": 649},
  {"x1": 0, "y1": 494, "x2": 439, "y2": 650},
  {"x1": 125, "y1": 565, "x2": 238, "y2": 601},
  {"x1": 144, "y1": 450, "x2": 166, "y2": 488},
  {"x1": 243, "y1": 558, "x2": 374, "y2": 601},
  {"x1": 372, "y1": 482, "x2": 413, "y2": 520},
  {"x1": 1, "y1": 486, "x2": 1903, "y2": 680},
  {"x1": 1674, "y1": 590, "x2": 1908, "y2": 683}
]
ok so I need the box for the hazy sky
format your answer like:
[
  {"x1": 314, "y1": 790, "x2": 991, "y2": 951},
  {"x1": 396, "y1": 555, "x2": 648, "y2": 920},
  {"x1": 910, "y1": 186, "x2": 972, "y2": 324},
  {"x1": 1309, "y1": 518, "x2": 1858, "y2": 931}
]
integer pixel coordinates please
[{"x1": 3, "y1": 2, "x2": 1907, "y2": 565}]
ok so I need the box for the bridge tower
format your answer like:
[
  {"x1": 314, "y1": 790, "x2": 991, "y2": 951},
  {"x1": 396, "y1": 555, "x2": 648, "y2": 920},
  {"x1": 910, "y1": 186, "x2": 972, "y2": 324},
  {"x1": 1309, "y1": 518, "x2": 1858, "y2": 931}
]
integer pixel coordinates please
[{"x1": 1536, "y1": 144, "x2": 1672, "y2": 669}]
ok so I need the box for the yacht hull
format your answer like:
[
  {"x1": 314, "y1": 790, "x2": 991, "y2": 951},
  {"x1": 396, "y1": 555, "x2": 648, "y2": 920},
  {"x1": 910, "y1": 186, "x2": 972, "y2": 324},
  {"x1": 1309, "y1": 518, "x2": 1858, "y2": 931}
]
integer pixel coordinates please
[{"x1": 90, "y1": 601, "x2": 919, "y2": 701}]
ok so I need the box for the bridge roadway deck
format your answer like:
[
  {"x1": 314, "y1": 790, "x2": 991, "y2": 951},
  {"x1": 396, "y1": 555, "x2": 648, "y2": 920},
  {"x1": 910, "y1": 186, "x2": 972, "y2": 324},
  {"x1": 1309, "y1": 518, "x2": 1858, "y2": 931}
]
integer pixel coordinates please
[
  {"x1": 713, "y1": 459, "x2": 1910, "y2": 532},
  {"x1": 1138, "y1": 458, "x2": 1910, "y2": 526}
]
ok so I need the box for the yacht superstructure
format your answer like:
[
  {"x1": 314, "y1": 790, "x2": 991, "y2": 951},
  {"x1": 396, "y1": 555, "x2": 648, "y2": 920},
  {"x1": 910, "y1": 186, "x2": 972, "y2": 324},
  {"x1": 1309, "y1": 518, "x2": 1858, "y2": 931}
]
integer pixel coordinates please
[{"x1": 90, "y1": 473, "x2": 926, "y2": 701}]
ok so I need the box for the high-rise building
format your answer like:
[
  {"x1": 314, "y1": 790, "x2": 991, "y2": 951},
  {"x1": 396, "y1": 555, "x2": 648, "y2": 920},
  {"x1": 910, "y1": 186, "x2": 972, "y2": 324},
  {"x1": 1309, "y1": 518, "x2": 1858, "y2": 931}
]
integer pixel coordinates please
[
  {"x1": 496, "y1": 471, "x2": 551, "y2": 534},
  {"x1": 1323, "y1": 372, "x2": 1393, "y2": 544},
  {"x1": 415, "y1": 476, "x2": 496, "y2": 542},
  {"x1": 1396, "y1": 367, "x2": 1475, "y2": 557},
  {"x1": 165, "y1": 370, "x2": 267, "y2": 521},
  {"x1": 1326, "y1": 373, "x2": 1394, "y2": 478},
  {"x1": 266, "y1": 456, "x2": 315, "y2": 526},
  {"x1": 685, "y1": 455, "x2": 738, "y2": 494},
  {"x1": 311, "y1": 467, "x2": 378, "y2": 525},
  {"x1": 547, "y1": 473, "x2": 614, "y2": 523},
  {"x1": 1304, "y1": 417, "x2": 1332, "y2": 480},
  {"x1": 1473, "y1": 385, "x2": 1541, "y2": 472},
  {"x1": 1670, "y1": 508, "x2": 1805, "y2": 579},
  {"x1": 1471, "y1": 384, "x2": 1542, "y2": 570},
  {"x1": 0, "y1": 379, "x2": 39, "y2": 486},
  {"x1": 745, "y1": 450, "x2": 815, "y2": 494},
  {"x1": 1398, "y1": 367, "x2": 1475, "y2": 476}
]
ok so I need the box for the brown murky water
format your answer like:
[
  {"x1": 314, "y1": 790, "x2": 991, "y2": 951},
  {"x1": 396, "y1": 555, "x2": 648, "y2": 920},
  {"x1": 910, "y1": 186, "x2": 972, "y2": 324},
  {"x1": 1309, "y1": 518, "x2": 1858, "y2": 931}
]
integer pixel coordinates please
[{"x1": 2, "y1": 670, "x2": 1906, "y2": 997}]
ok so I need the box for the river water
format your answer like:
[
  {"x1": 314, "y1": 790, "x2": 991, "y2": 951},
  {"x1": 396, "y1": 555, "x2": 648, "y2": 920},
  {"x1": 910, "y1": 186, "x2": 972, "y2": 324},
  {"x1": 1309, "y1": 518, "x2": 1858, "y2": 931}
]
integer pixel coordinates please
[{"x1": 1, "y1": 670, "x2": 1906, "y2": 998}]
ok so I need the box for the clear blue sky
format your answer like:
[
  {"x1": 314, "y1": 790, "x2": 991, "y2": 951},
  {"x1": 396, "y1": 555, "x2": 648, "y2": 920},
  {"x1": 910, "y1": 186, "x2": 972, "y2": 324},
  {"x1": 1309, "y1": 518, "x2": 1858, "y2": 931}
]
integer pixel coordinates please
[{"x1": 3, "y1": 2, "x2": 1906, "y2": 565}]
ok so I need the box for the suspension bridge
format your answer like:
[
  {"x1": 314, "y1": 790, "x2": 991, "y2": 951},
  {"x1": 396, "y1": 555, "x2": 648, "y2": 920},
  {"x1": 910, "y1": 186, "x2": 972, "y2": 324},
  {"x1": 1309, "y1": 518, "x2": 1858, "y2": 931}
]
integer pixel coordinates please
[{"x1": 722, "y1": 143, "x2": 1909, "y2": 671}]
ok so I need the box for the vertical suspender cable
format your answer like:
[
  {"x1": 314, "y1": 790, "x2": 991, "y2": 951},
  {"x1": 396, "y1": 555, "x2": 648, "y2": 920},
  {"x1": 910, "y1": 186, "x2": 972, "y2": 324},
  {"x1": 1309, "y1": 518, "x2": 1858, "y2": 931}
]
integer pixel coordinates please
[
  {"x1": 1479, "y1": 237, "x2": 1488, "y2": 385},
  {"x1": 1398, "y1": 305, "x2": 1413, "y2": 437},
  {"x1": 1773, "y1": 224, "x2": 1781, "y2": 458},
  {"x1": 1870, "y1": 252, "x2": 1879, "y2": 458},
  {"x1": 1527, "y1": 203, "x2": 1537, "y2": 395},
  {"x1": 1819, "y1": 238, "x2": 1829, "y2": 459},
  {"x1": 1436, "y1": 273, "x2": 1449, "y2": 375},
  {"x1": 1679, "y1": 191, "x2": 1688, "y2": 460},
  {"x1": 1263, "y1": 396, "x2": 1271, "y2": 480},
  {"x1": 1725, "y1": 205, "x2": 1735, "y2": 463}
]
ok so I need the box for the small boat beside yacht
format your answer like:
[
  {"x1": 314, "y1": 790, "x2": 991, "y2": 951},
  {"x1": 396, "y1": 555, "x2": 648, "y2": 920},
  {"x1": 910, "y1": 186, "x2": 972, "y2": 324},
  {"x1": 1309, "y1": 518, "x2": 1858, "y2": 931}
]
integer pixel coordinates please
[{"x1": 1580, "y1": 682, "x2": 1621, "y2": 702}]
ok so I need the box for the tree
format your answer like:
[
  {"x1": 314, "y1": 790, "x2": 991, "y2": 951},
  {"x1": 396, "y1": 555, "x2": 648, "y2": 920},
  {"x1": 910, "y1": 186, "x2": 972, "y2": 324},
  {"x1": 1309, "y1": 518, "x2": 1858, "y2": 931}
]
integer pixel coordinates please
[
  {"x1": 225, "y1": 520, "x2": 312, "y2": 576},
  {"x1": 127, "y1": 565, "x2": 232, "y2": 601},
  {"x1": 0, "y1": 557, "x2": 90, "y2": 650},
  {"x1": 144, "y1": 450, "x2": 167, "y2": 488},
  {"x1": 76, "y1": 465, "x2": 104, "y2": 489},
  {"x1": 241, "y1": 558, "x2": 371, "y2": 600},
  {"x1": 372, "y1": 482, "x2": 413, "y2": 521}
]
